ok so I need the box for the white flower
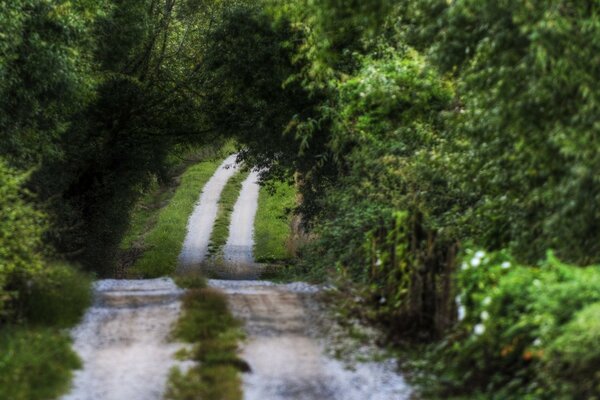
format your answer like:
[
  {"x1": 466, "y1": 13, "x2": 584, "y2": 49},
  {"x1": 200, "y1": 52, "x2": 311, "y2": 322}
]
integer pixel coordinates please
[
  {"x1": 375, "y1": 258, "x2": 382, "y2": 267},
  {"x1": 533, "y1": 338, "x2": 542, "y2": 346},
  {"x1": 458, "y1": 305, "x2": 466, "y2": 321},
  {"x1": 501, "y1": 261, "x2": 511, "y2": 269},
  {"x1": 475, "y1": 250, "x2": 486, "y2": 259},
  {"x1": 470, "y1": 257, "x2": 481, "y2": 267},
  {"x1": 379, "y1": 296, "x2": 386, "y2": 305},
  {"x1": 480, "y1": 311, "x2": 490, "y2": 321},
  {"x1": 482, "y1": 296, "x2": 492, "y2": 306},
  {"x1": 474, "y1": 323, "x2": 486, "y2": 335},
  {"x1": 461, "y1": 262, "x2": 469, "y2": 271}
]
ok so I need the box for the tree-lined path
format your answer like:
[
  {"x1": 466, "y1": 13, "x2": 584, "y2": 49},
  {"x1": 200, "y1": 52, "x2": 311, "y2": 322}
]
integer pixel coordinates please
[{"x1": 63, "y1": 156, "x2": 411, "y2": 399}]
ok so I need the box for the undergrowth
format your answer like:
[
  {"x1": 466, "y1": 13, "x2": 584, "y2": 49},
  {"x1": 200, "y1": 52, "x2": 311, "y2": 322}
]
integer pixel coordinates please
[
  {"x1": 0, "y1": 263, "x2": 91, "y2": 400},
  {"x1": 404, "y1": 251, "x2": 600, "y2": 399},
  {"x1": 0, "y1": 327, "x2": 81, "y2": 400}
]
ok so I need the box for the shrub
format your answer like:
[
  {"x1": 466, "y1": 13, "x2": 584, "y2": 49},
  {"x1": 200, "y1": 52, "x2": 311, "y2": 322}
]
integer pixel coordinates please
[
  {"x1": 430, "y1": 250, "x2": 600, "y2": 399},
  {"x1": 20, "y1": 263, "x2": 92, "y2": 328},
  {"x1": 302, "y1": 48, "x2": 457, "y2": 336},
  {"x1": 0, "y1": 327, "x2": 81, "y2": 400},
  {"x1": 428, "y1": 0, "x2": 600, "y2": 264},
  {"x1": 0, "y1": 160, "x2": 45, "y2": 318},
  {"x1": 543, "y1": 302, "x2": 600, "y2": 398}
]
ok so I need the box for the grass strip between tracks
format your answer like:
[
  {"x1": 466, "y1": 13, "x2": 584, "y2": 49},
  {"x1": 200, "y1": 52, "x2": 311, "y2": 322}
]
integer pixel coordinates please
[
  {"x1": 207, "y1": 169, "x2": 250, "y2": 258},
  {"x1": 167, "y1": 276, "x2": 247, "y2": 400}
]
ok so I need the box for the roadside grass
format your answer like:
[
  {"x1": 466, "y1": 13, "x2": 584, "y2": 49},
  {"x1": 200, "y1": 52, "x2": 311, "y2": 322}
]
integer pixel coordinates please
[
  {"x1": 120, "y1": 143, "x2": 234, "y2": 255},
  {"x1": 118, "y1": 174, "x2": 172, "y2": 253},
  {"x1": 207, "y1": 169, "x2": 249, "y2": 258},
  {"x1": 127, "y1": 147, "x2": 235, "y2": 278},
  {"x1": 166, "y1": 275, "x2": 247, "y2": 400},
  {"x1": 254, "y1": 181, "x2": 296, "y2": 263},
  {"x1": 0, "y1": 263, "x2": 92, "y2": 400}
]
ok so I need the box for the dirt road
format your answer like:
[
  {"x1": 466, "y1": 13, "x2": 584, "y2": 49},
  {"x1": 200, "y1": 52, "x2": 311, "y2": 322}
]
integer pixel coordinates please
[
  {"x1": 210, "y1": 280, "x2": 412, "y2": 400},
  {"x1": 63, "y1": 157, "x2": 411, "y2": 399},
  {"x1": 179, "y1": 154, "x2": 239, "y2": 269},
  {"x1": 62, "y1": 279, "x2": 191, "y2": 400}
]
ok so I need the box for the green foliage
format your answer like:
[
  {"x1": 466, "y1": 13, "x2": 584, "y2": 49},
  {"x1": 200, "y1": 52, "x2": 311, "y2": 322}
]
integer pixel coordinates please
[
  {"x1": 254, "y1": 181, "x2": 295, "y2": 263},
  {"x1": 426, "y1": 0, "x2": 600, "y2": 264},
  {"x1": 20, "y1": 263, "x2": 92, "y2": 328},
  {"x1": 300, "y1": 49, "x2": 455, "y2": 335},
  {"x1": 166, "y1": 287, "x2": 244, "y2": 400},
  {"x1": 198, "y1": 3, "x2": 320, "y2": 181},
  {"x1": 0, "y1": 0, "x2": 100, "y2": 167},
  {"x1": 0, "y1": 327, "x2": 81, "y2": 400},
  {"x1": 423, "y1": 250, "x2": 600, "y2": 399},
  {"x1": 0, "y1": 161, "x2": 45, "y2": 317},
  {"x1": 544, "y1": 303, "x2": 600, "y2": 398},
  {"x1": 0, "y1": 164, "x2": 90, "y2": 398}
]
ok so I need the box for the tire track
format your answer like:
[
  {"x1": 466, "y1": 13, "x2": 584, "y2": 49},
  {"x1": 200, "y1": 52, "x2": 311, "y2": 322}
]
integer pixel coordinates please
[{"x1": 178, "y1": 154, "x2": 239, "y2": 270}]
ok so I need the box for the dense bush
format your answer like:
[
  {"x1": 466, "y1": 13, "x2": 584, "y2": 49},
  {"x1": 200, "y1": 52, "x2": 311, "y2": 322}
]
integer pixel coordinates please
[
  {"x1": 0, "y1": 0, "x2": 99, "y2": 168},
  {"x1": 300, "y1": 49, "x2": 458, "y2": 335},
  {"x1": 0, "y1": 327, "x2": 81, "y2": 400},
  {"x1": 426, "y1": 0, "x2": 600, "y2": 264},
  {"x1": 425, "y1": 250, "x2": 600, "y2": 398},
  {"x1": 0, "y1": 160, "x2": 92, "y2": 322},
  {"x1": 0, "y1": 163, "x2": 90, "y2": 400},
  {"x1": 0, "y1": 160, "x2": 45, "y2": 318},
  {"x1": 20, "y1": 263, "x2": 92, "y2": 328},
  {"x1": 544, "y1": 303, "x2": 600, "y2": 398}
]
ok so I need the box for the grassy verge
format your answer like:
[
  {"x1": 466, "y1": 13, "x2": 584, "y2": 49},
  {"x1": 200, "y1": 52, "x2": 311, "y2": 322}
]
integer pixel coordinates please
[
  {"x1": 254, "y1": 181, "x2": 296, "y2": 263},
  {"x1": 207, "y1": 170, "x2": 249, "y2": 258},
  {"x1": 0, "y1": 263, "x2": 92, "y2": 400},
  {"x1": 118, "y1": 144, "x2": 234, "y2": 271},
  {"x1": 127, "y1": 147, "x2": 235, "y2": 278},
  {"x1": 166, "y1": 276, "x2": 247, "y2": 400}
]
